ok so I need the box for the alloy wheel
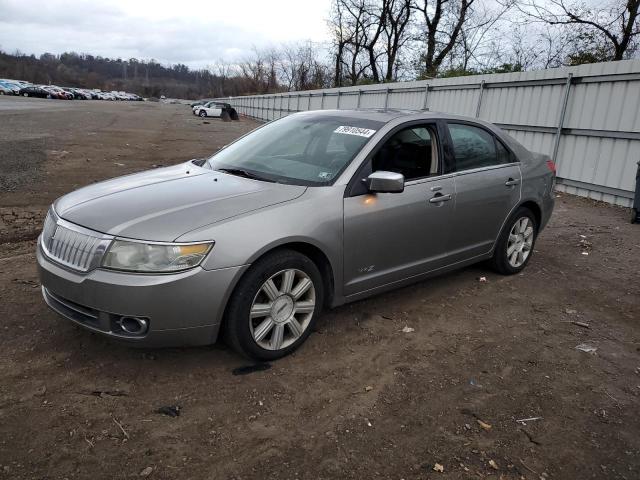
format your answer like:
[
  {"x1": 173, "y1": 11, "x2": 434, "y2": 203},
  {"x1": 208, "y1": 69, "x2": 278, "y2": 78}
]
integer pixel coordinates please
[
  {"x1": 249, "y1": 269, "x2": 316, "y2": 351},
  {"x1": 507, "y1": 217, "x2": 534, "y2": 268}
]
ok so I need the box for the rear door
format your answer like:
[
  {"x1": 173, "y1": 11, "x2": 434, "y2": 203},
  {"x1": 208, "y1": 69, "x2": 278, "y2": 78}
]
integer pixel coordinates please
[
  {"x1": 343, "y1": 121, "x2": 455, "y2": 296},
  {"x1": 445, "y1": 122, "x2": 521, "y2": 262}
]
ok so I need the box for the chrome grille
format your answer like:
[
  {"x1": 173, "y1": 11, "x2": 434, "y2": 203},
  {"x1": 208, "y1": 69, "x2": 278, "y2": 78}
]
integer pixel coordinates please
[{"x1": 41, "y1": 209, "x2": 113, "y2": 272}]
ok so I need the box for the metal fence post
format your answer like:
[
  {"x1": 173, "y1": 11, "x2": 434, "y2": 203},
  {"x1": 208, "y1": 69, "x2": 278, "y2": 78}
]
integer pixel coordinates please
[
  {"x1": 320, "y1": 92, "x2": 325, "y2": 109},
  {"x1": 552, "y1": 73, "x2": 573, "y2": 165},
  {"x1": 356, "y1": 89, "x2": 362, "y2": 108},
  {"x1": 475, "y1": 80, "x2": 485, "y2": 118},
  {"x1": 307, "y1": 94, "x2": 311, "y2": 111},
  {"x1": 384, "y1": 87, "x2": 390, "y2": 109},
  {"x1": 422, "y1": 85, "x2": 430, "y2": 110},
  {"x1": 337, "y1": 90, "x2": 341, "y2": 109}
]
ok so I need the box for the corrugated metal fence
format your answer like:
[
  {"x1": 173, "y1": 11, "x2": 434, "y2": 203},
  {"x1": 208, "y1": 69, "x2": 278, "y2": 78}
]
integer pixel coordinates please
[{"x1": 219, "y1": 60, "x2": 640, "y2": 207}]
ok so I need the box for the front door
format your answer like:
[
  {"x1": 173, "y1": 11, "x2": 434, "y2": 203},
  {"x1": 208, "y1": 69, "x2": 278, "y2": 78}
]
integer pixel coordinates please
[
  {"x1": 343, "y1": 122, "x2": 454, "y2": 297},
  {"x1": 343, "y1": 176, "x2": 455, "y2": 296}
]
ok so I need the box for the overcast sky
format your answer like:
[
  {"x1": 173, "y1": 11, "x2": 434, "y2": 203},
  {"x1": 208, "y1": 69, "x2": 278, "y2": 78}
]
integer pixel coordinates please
[{"x1": 0, "y1": 0, "x2": 332, "y2": 68}]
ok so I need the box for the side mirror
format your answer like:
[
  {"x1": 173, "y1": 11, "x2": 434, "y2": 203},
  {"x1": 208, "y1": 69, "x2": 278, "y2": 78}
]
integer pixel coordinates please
[{"x1": 366, "y1": 171, "x2": 405, "y2": 193}]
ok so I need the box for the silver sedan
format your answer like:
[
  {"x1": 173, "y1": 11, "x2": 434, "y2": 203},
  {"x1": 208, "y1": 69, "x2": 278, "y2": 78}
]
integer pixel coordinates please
[{"x1": 37, "y1": 109, "x2": 555, "y2": 359}]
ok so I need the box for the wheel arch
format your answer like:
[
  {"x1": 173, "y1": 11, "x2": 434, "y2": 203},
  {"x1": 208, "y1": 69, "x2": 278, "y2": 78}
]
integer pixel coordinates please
[
  {"x1": 245, "y1": 240, "x2": 336, "y2": 309},
  {"x1": 490, "y1": 198, "x2": 543, "y2": 256},
  {"x1": 214, "y1": 240, "x2": 337, "y2": 344},
  {"x1": 518, "y1": 199, "x2": 542, "y2": 228}
]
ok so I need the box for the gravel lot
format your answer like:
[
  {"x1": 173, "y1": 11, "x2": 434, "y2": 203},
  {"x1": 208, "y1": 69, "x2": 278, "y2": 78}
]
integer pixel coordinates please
[{"x1": 0, "y1": 96, "x2": 639, "y2": 480}]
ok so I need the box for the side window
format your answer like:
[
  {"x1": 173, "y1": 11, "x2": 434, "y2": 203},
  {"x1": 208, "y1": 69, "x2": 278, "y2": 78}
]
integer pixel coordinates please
[
  {"x1": 448, "y1": 123, "x2": 498, "y2": 171},
  {"x1": 371, "y1": 125, "x2": 439, "y2": 181},
  {"x1": 496, "y1": 138, "x2": 514, "y2": 164}
]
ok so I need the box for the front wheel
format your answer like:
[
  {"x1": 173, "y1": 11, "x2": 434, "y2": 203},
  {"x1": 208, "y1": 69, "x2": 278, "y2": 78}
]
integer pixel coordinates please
[
  {"x1": 490, "y1": 207, "x2": 538, "y2": 275},
  {"x1": 224, "y1": 250, "x2": 324, "y2": 360},
  {"x1": 199, "y1": 110, "x2": 207, "y2": 117}
]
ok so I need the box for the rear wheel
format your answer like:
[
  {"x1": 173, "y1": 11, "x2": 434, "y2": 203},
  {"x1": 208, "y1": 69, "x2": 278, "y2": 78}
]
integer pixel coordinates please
[
  {"x1": 224, "y1": 250, "x2": 324, "y2": 360},
  {"x1": 490, "y1": 206, "x2": 538, "y2": 275}
]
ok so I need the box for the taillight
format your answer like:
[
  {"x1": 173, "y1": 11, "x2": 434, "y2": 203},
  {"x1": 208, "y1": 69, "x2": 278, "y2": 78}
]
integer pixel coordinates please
[{"x1": 546, "y1": 159, "x2": 557, "y2": 174}]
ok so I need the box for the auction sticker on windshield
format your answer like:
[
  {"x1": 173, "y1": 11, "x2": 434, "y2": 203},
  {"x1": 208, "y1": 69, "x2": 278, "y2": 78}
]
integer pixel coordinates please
[{"x1": 334, "y1": 126, "x2": 377, "y2": 138}]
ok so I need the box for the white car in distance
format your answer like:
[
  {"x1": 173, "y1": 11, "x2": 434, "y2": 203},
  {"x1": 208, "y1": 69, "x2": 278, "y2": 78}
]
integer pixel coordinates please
[{"x1": 192, "y1": 101, "x2": 224, "y2": 118}]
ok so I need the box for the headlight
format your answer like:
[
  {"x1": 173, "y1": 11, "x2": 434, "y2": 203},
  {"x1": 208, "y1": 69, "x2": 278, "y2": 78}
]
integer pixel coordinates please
[{"x1": 102, "y1": 240, "x2": 213, "y2": 273}]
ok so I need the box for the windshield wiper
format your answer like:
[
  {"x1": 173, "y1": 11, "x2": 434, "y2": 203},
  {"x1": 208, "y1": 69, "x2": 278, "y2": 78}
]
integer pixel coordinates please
[{"x1": 216, "y1": 168, "x2": 276, "y2": 183}]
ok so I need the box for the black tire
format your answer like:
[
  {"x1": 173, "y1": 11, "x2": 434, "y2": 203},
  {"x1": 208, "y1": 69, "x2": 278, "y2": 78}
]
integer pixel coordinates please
[
  {"x1": 224, "y1": 249, "x2": 324, "y2": 361},
  {"x1": 23, "y1": 93, "x2": 29, "y2": 97},
  {"x1": 631, "y1": 208, "x2": 638, "y2": 224},
  {"x1": 490, "y1": 206, "x2": 538, "y2": 275},
  {"x1": 199, "y1": 110, "x2": 207, "y2": 117}
]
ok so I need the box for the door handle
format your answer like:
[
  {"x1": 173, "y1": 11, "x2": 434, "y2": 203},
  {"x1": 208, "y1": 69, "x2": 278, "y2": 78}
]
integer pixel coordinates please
[
  {"x1": 505, "y1": 178, "x2": 520, "y2": 187},
  {"x1": 429, "y1": 193, "x2": 452, "y2": 204}
]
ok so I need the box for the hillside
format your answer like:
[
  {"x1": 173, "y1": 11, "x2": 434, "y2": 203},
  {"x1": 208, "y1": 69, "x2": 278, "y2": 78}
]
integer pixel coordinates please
[{"x1": 0, "y1": 50, "x2": 243, "y2": 99}]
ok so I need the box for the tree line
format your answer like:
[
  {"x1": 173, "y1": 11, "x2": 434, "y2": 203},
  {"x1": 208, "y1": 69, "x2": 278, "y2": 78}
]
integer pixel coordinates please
[{"x1": 1, "y1": 0, "x2": 637, "y2": 98}]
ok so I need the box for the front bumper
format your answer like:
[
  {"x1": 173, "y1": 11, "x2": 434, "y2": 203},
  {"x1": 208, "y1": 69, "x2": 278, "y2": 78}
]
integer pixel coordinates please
[{"x1": 37, "y1": 246, "x2": 247, "y2": 347}]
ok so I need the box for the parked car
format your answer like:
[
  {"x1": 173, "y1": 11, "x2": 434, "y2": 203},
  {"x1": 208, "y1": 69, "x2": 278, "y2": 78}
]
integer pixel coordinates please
[
  {"x1": 19, "y1": 85, "x2": 52, "y2": 98},
  {"x1": 192, "y1": 101, "x2": 239, "y2": 120},
  {"x1": 0, "y1": 82, "x2": 15, "y2": 95},
  {"x1": 59, "y1": 88, "x2": 75, "y2": 100},
  {"x1": 2, "y1": 79, "x2": 30, "y2": 91},
  {"x1": 0, "y1": 80, "x2": 21, "y2": 95},
  {"x1": 37, "y1": 109, "x2": 555, "y2": 360},
  {"x1": 70, "y1": 88, "x2": 92, "y2": 100},
  {"x1": 39, "y1": 86, "x2": 65, "y2": 99}
]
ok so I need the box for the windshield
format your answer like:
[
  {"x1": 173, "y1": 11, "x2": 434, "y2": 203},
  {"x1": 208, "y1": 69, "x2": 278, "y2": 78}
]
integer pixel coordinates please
[{"x1": 206, "y1": 113, "x2": 383, "y2": 186}]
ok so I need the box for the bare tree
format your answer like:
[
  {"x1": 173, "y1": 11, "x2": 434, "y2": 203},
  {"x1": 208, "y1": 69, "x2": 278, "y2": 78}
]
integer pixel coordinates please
[
  {"x1": 516, "y1": 0, "x2": 640, "y2": 61},
  {"x1": 451, "y1": 0, "x2": 514, "y2": 71},
  {"x1": 411, "y1": 0, "x2": 476, "y2": 77},
  {"x1": 382, "y1": 0, "x2": 413, "y2": 81},
  {"x1": 277, "y1": 42, "x2": 332, "y2": 91},
  {"x1": 331, "y1": 0, "x2": 372, "y2": 85},
  {"x1": 329, "y1": 0, "x2": 415, "y2": 85},
  {"x1": 329, "y1": 0, "x2": 350, "y2": 86}
]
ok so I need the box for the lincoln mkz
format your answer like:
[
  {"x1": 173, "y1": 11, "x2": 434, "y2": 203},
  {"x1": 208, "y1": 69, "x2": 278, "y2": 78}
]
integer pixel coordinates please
[{"x1": 38, "y1": 109, "x2": 555, "y2": 359}]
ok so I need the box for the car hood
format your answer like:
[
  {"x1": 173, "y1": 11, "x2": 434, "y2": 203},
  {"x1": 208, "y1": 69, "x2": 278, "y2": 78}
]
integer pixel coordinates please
[{"x1": 54, "y1": 162, "x2": 307, "y2": 241}]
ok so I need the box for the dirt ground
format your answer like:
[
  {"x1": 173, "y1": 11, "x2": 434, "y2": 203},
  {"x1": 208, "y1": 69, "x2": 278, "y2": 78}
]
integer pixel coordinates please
[{"x1": 0, "y1": 96, "x2": 639, "y2": 480}]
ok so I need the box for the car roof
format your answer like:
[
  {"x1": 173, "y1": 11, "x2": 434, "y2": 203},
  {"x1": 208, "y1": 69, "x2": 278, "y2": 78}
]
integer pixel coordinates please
[
  {"x1": 295, "y1": 108, "x2": 507, "y2": 131},
  {"x1": 295, "y1": 108, "x2": 422, "y2": 123}
]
